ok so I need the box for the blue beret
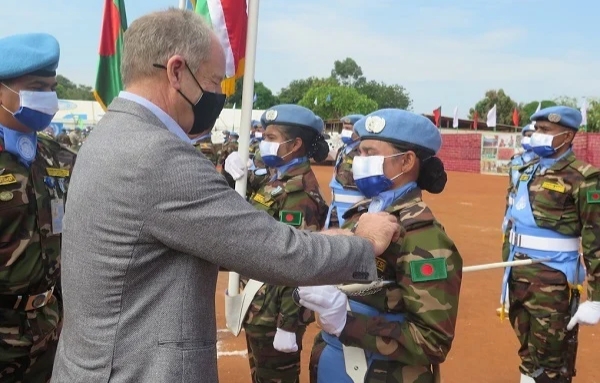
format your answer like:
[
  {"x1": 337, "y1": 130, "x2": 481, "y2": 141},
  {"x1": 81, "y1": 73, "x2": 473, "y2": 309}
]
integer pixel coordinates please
[
  {"x1": 261, "y1": 104, "x2": 323, "y2": 135},
  {"x1": 230, "y1": 132, "x2": 239, "y2": 137},
  {"x1": 251, "y1": 120, "x2": 260, "y2": 127},
  {"x1": 354, "y1": 108, "x2": 442, "y2": 154},
  {"x1": 530, "y1": 106, "x2": 582, "y2": 130},
  {"x1": 521, "y1": 124, "x2": 535, "y2": 135},
  {"x1": 0, "y1": 33, "x2": 60, "y2": 81},
  {"x1": 340, "y1": 114, "x2": 364, "y2": 125}
]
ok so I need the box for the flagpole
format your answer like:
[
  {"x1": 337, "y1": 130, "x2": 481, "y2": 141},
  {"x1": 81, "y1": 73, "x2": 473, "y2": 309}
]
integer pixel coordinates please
[
  {"x1": 228, "y1": 0, "x2": 260, "y2": 298},
  {"x1": 178, "y1": 0, "x2": 186, "y2": 9}
]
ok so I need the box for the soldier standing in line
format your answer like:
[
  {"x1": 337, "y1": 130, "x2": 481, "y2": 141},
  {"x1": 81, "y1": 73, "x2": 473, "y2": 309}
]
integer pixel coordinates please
[
  {"x1": 227, "y1": 104, "x2": 330, "y2": 383},
  {"x1": 499, "y1": 106, "x2": 600, "y2": 383},
  {"x1": 324, "y1": 114, "x2": 365, "y2": 229},
  {"x1": 497, "y1": 123, "x2": 537, "y2": 317},
  {"x1": 298, "y1": 108, "x2": 463, "y2": 383},
  {"x1": 190, "y1": 129, "x2": 218, "y2": 166},
  {"x1": 0, "y1": 33, "x2": 76, "y2": 383}
]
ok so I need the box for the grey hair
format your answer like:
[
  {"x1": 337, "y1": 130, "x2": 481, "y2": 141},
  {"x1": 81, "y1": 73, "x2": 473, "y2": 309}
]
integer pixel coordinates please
[{"x1": 121, "y1": 8, "x2": 213, "y2": 86}]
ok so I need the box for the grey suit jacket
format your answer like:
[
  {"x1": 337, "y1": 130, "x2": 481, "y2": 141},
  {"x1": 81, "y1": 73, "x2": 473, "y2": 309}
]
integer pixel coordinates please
[{"x1": 51, "y1": 97, "x2": 376, "y2": 383}]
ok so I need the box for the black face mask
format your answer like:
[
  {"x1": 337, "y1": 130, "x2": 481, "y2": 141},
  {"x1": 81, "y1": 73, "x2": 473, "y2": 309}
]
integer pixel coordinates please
[{"x1": 153, "y1": 62, "x2": 226, "y2": 135}]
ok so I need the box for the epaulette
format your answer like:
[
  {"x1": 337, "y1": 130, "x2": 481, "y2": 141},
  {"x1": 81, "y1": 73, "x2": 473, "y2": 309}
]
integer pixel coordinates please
[{"x1": 569, "y1": 158, "x2": 600, "y2": 179}]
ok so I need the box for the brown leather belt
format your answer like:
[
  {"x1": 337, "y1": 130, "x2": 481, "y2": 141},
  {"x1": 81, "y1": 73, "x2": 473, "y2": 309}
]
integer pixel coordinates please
[{"x1": 0, "y1": 286, "x2": 55, "y2": 311}]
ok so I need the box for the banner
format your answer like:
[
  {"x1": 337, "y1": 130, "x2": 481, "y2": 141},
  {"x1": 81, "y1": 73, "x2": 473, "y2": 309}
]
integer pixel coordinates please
[{"x1": 480, "y1": 132, "x2": 522, "y2": 175}]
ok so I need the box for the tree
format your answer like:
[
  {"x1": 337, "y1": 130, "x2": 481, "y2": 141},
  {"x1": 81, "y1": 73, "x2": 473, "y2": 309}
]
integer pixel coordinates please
[
  {"x1": 586, "y1": 98, "x2": 600, "y2": 133},
  {"x1": 225, "y1": 78, "x2": 278, "y2": 109},
  {"x1": 330, "y1": 57, "x2": 366, "y2": 87},
  {"x1": 469, "y1": 89, "x2": 518, "y2": 126},
  {"x1": 56, "y1": 75, "x2": 94, "y2": 100},
  {"x1": 277, "y1": 77, "x2": 339, "y2": 104},
  {"x1": 553, "y1": 95, "x2": 578, "y2": 108},
  {"x1": 518, "y1": 100, "x2": 557, "y2": 125},
  {"x1": 356, "y1": 80, "x2": 412, "y2": 110},
  {"x1": 298, "y1": 85, "x2": 378, "y2": 120}
]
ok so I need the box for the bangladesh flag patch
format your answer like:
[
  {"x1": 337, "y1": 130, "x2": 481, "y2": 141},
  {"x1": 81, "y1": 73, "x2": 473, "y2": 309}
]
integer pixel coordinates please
[
  {"x1": 587, "y1": 190, "x2": 600, "y2": 204},
  {"x1": 409, "y1": 258, "x2": 448, "y2": 282},
  {"x1": 280, "y1": 210, "x2": 302, "y2": 226}
]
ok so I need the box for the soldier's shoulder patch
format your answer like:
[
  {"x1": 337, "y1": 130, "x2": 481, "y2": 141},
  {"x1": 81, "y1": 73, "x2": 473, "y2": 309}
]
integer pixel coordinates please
[
  {"x1": 587, "y1": 190, "x2": 600, "y2": 204},
  {"x1": 409, "y1": 258, "x2": 447, "y2": 282},
  {"x1": 0, "y1": 173, "x2": 17, "y2": 186},
  {"x1": 280, "y1": 210, "x2": 302, "y2": 226}
]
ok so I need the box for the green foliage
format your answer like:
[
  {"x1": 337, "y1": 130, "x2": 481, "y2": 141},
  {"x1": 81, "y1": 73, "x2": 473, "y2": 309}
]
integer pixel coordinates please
[
  {"x1": 56, "y1": 75, "x2": 94, "y2": 100},
  {"x1": 356, "y1": 80, "x2": 412, "y2": 110},
  {"x1": 330, "y1": 57, "x2": 366, "y2": 87},
  {"x1": 469, "y1": 89, "x2": 518, "y2": 125},
  {"x1": 277, "y1": 77, "x2": 339, "y2": 104},
  {"x1": 518, "y1": 100, "x2": 557, "y2": 125},
  {"x1": 585, "y1": 98, "x2": 600, "y2": 133},
  {"x1": 298, "y1": 85, "x2": 378, "y2": 120},
  {"x1": 225, "y1": 78, "x2": 278, "y2": 109},
  {"x1": 553, "y1": 95, "x2": 578, "y2": 108}
]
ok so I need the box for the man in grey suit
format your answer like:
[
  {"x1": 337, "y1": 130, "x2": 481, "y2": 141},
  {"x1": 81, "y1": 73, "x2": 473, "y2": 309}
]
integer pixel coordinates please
[{"x1": 51, "y1": 8, "x2": 401, "y2": 383}]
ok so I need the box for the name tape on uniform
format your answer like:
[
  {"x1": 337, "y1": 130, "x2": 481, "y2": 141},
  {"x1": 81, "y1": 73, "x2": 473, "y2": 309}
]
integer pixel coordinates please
[
  {"x1": 0, "y1": 174, "x2": 17, "y2": 186},
  {"x1": 541, "y1": 181, "x2": 566, "y2": 193},
  {"x1": 46, "y1": 168, "x2": 70, "y2": 178}
]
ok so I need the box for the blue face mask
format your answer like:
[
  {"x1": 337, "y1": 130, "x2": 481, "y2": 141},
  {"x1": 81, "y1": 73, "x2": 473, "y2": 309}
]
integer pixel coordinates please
[
  {"x1": 259, "y1": 139, "x2": 292, "y2": 167},
  {"x1": 1, "y1": 84, "x2": 59, "y2": 132},
  {"x1": 352, "y1": 153, "x2": 405, "y2": 198},
  {"x1": 340, "y1": 129, "x2": 354, "y2": 145},
  {"x1": 530, "y1": 131, "x2": 568, "y2": 157},
  {"x1": 521, "y1": 136, "x2": 532, "y2": 151}
]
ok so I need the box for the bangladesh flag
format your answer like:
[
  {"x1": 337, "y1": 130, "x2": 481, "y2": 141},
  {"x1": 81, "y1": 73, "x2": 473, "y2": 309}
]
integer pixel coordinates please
[
  {"x1": 94, "y1": 0, "x2": 128, "y2": 111},
  {"x1": 194, "y1": 0, "x2": 247, "y2": 96}
]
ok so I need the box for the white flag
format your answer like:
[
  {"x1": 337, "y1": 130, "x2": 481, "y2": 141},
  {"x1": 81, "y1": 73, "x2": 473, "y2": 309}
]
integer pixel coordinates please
[
  {"x1": 580, "y1": 98, "x2": 588, "y2": 126},
  {"x1": 314, "y1": 97, "x2": 318, "y2": 106},
  {"x1": 535, "y1": 102, "x2": 541, "y2": 113},
  {"x1": 232, "y1": 103, "x2": 236, "y2": 110},
  {"x1": 486, "y1": 104, "x2": 497, "y2": 127},
  {"x1": 452, "y1": 106, "x2": 459, "y2": 128}
]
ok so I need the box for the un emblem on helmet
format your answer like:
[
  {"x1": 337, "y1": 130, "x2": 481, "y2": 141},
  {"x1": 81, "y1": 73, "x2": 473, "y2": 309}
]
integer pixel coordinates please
[
  {"x1": 365, "y1": 116, "x2": 385, "y2": 133},
  {"x1": 265, "y1": 110, "x2": 277, "y2": 121},
  {"x1": 548, "y1": 113, "x2": 561, "y2": 123}
]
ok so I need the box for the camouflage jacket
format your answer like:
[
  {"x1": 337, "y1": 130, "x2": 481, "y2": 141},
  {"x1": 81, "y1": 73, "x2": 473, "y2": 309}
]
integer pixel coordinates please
[
  {"x1": 502, "y1": 151, "x2": 600, "y2": 300},
  {"x1": 334, "y1": 144, "x2": 359, "y2": 189},
  {"x1": 338, "y1": 188, "x2": 463, "y2": 375},
  {"x1": 193, "y1": 136, "x2": 217, "y2": 166},
  {"x1": 242, "y1": 160, "x2": 329, "y2": 332},
  {"x1": 249, "y1": 140, "x2": 260, "y2": 159},
  {"x1": 0, "y1": 132, "x2": 76, "y2": 358},
  {"x1": 218, "y1": 141, "x2": 238, "y2": 166}
]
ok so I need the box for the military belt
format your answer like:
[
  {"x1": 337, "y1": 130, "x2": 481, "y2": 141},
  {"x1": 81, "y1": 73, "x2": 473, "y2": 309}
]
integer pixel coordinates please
[{"x1": 0, "y1": 286, "x2": 55, "y2": 311}]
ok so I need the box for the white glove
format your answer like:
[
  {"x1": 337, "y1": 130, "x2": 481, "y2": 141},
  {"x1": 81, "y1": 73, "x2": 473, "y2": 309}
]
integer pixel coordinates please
[
  {"x1": 567, "y1": 300, "x2": 600, "y2": 330},
  {"x1": 224, "y1": 151, "x2": 250, "y2": 181},
  {"x1": 298, "y1": 286, "x2": 347, "y2": 337},
  {"x1": 272, "y1": 328, "x2": 298, "y2": 353}
]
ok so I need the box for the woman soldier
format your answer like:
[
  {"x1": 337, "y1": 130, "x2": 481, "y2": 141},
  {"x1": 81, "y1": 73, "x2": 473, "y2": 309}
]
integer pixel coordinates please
[
  {"x1": 238, "y1": 104, "x2": 330, "y2": 383},
  {"x1": 298, "y1": 109, "x2": 463, "y2": 383}
]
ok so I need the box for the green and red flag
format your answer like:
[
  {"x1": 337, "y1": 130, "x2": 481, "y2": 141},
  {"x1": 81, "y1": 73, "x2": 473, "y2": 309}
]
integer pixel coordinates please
[
  {"x1": 194, "y1": 0, "x2": 247, "y2": 97},
  {"x1": 587, "y1": 190, "x2": 600, "y2": 204},
  {"x1": 410, "y1": 258, "x2": 448, "y2": 282},
  {"x1": 94, "y1": 0, "x2": 128, "y2": 111},
  {"x1": 280, "y1": 211, "x2": 302, "y2": 226}
]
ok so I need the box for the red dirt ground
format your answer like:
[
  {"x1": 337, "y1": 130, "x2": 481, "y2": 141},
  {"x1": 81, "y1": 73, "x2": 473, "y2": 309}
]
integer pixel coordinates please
[{"x1": 214, "y1": 166, "x2": 599, "y2": 383}]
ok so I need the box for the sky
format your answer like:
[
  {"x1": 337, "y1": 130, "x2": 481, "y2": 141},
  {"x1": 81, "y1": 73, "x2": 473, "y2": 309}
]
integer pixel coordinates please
[{"x1": 2, "y1": 0, "x2": 599, "y2": 118}]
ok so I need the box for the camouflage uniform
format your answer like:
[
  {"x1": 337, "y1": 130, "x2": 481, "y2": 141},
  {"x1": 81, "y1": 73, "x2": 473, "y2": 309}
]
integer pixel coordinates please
[
  {"x1": 193, "y1": 135, "x2": 217, "y2": 166},
  {"x1": 0, "y1": 132, "x2": 76, "y2": 383},
  {"x1": 324, "y1": 144, "x2": 363, "y2": 228},
  {"x1": 242, "y1": 159, "x2": 329, "y2": 383},
  {"x1": 501, "y1": 150, "x2": 600, "y2": 380},
  {"x1": 309, "y1": 188, "x2": 463, "y2": 383}
]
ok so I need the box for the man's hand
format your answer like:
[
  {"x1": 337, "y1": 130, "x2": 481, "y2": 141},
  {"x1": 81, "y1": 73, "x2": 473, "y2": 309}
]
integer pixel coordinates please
[
  {"x1": 224, "y1": 151, "x2": 251, "y2": 180},
  {"x1": 354, "y1": 212, "x2": 403, "y2": 256},
  {"x1": 567, "y1": 300, "x2": 600, "y2": 330},
  {"x1": 298, "y1": 286, "x2": 347, "y2": 337}
]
